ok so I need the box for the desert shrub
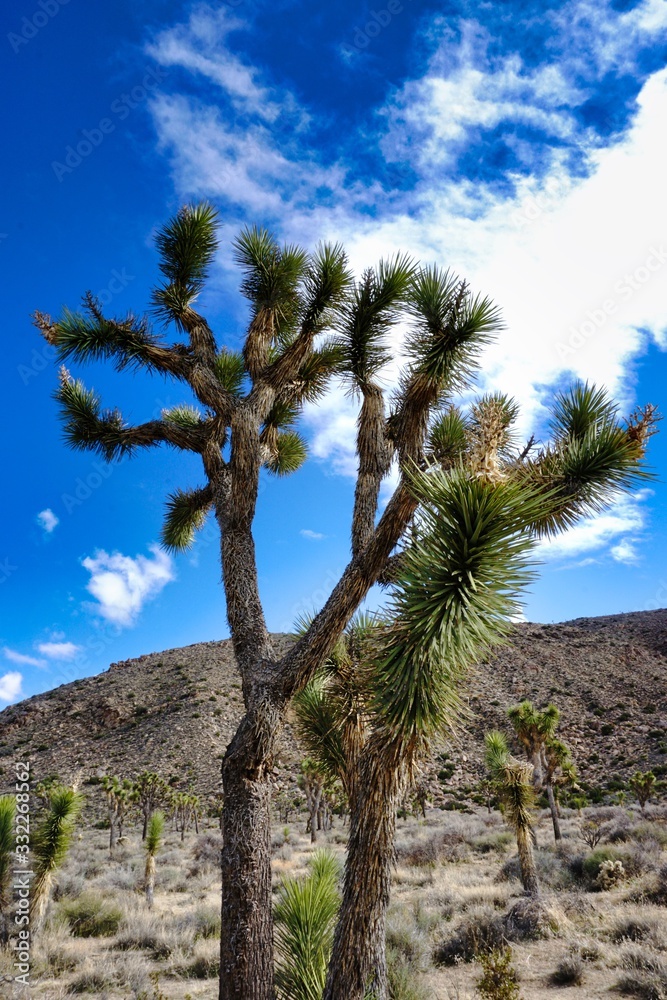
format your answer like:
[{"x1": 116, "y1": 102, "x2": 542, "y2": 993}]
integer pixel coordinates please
[
  {"x1": 596, "y1": 859, "x2": 626, "y2": 889},
  {"x1": 67, "y1": 958, "x2": 116, "y2": 993},
  {"x1": 177, "y1": 939, "x2": 220, "y2": 979},
  {"x1": 476, "y1": 947, "x2": 521, "y2": 1000},
  {"x1": 550, "y1": 951, "x2": 585, "y2": 985},
  {"x1": 499, "y1": 849, "x2": 571, "y2": 889},
  {"x1": 115, "y1": 911, "x2": 192, "y2": 958},
  {"x1": 502, "y1": 898, "x2": 559, "y2": 941},
  {"x1": 60, "y1": 892, "x2": 123, "y2": 937},
  {"x1": 642, "y1": 863, "x2": 667, "y2": 905},
  {"x1": 396, "y1": 829, "x2": 468, "y2": 866},
  {"x1": 472, "y1": 831, "x2": 514, "y2": 854},
  {"x1": 433, "y1": 906, "x2": 506, "y2": 964},
  {"x1": 192, "y1": 905, "x2": 221, "y2": 940},
  {"x1": 616, "y1": 949, "x2": 667, "y2": 1000},
  {"x1": 386, "y1": 909, "x2": 431, "y2": 971},
  {"x1": 193, "y1": 833, "x2": 223, "y2": 864},
  {"x1": 387, "y1": 955, "x2": 431, "y2": 1000},
  {"x1": 610, "y1": 912, "x2": 665, "y2": 948},
  {"x1": 581, "y1": 847, "x2": 624, "y2": 882}
]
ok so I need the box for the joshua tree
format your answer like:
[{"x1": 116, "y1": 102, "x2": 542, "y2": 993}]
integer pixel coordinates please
[
  {"x1": 508, "y1": 701, "x2": 574, "y2": 842},
  {"x1": 144, "y1": 810, "x2": 165, "y2": 909},
  {"x1": 132, "y1": 772, "x2": 168, "y2": 840},
  {"x1": 630, "y1": 770, "x2": 656, "y2": 814},
  {"x1": 0, "y1": 796, "x2": 15, "y2": 947},
  {"x1": 485, "y1": 731, "x2": 539, "y2": 897},
  {"x1": 101, "y1": 776, "x2": 133, "y2": 853},
  {"x1": 36, "y1": 203, "x2": 656, "y2": 1000},
  {"x1": 542, "y1": 736, "x2": 576, "y2": 841},
  {"x1": 30, "y1": 786, "x2": 82, "y2": 929},
  {"x1": 298, "y1": 760, "x2": 327, "y2": 844},
  {"x1": 274, "y1": 850, "x2": 341, "y2": 1000}
]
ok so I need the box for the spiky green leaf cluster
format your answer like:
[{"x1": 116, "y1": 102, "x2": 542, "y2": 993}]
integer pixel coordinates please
[
  {"x1": 54, "y1": 301, "x2": 160, "y2": 372},
  {"x1": 336, "y1": 255, "x2": 415, "y2": 392},
  {"x1": 161, "y1": 486, "x2": 212, "y2": 552},
  {"x1": 274, "y1": 850, "x2": 341, "y2": 1000},
  {"x1": 301, "y1": 243, "x2": 353, "y2": 332},
  {"x1": 233, "y1": 226, "x2": 309, "y2": 335},
  {"x1": 32, "y1": 786, "x2": 82, "y2": 877},
  {"x1": 428, "y1": 408, "x2": 468, "y2": 466},
  {"x1": 56, "y1": 371, "x2": 130, "y2": 461},
  {"x1": 371, "y1": 471, "x2": 546, "y2": 745},
  {"x1": 213, "y1": 349, "x2": 246, "y2": 395},
  {"x1": 162, "y1": 405, "x2": 203, "y2": 429},
  {"x1": 265, "y1": 431, "x2": 308, "y2": 475},
  {"x1": 152, "y1": 203, "x2": 219, "y2": 322},
  {"x1": 0, "y1": 795, "x2": 15, "y2": 907},
  {"x1": 484, "y1": 731, "x2": 535, "y2": 835},
  {"x1": 145, "y1": 811, "x2": 165, "y2": 857},
  {"x1": 294, "y1": 677, "x2": 348, "y2": 783}
]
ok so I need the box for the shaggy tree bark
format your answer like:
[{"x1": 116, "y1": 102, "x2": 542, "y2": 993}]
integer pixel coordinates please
[
  {"x1": 517, "y1": 826, "x2": 540, "y2": 896},
  {"x1": 546, "y1": 781, "x2": 561, "y2": 842}
]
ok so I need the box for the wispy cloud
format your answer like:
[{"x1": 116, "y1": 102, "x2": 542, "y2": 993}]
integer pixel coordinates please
[
  {"x1": 536, "y1": 492, "x2": 650, "y2": 563},
  {"x1": 37, "y1": 508, "x2": 59, "y2": 533},
  {"x1": 300, "y1": 529, "x2": 326, "y2": 541},
  {"x1": 0, "y1": 671, "x2": 23, "y2": 703},
  {"x1": 3, "y1": 647, "x2": 46, "y2": 668},
  {"x1": 36, "y1": 641, "x2": 81, "y2": 660},
  {"x1": 82, "y1": 544, "x2": 175, "y2": 627}
]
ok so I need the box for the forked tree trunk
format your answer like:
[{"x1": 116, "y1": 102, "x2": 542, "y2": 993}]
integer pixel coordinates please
[
  {"x1": 546, "y1": 781, "x2": 561, "y2": 841},
  {"x1": 516, "y1": 826, "x2": 540, "y2": 896},
  {"x1": 323, "y1": 743, "x2": 403, "y2": 1000},
  {"x1": 219, "y1": 703, "x2": 281, "y2": 1000}
]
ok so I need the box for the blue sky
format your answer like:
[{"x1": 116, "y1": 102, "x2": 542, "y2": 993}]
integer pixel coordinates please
[{"x1": 2, "y1": 0, "x2": 667, "y2": 705}]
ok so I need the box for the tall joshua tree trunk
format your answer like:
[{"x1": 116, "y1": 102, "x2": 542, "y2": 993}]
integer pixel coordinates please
[
  {"x1": 546, "y1": 780, "x2": 561, "y2": 842},
  {"x1": 516, "y1": 825, "x2": 540, "y2": 896},
  {"x1": 324, "y1": 743, "x2": 402, "y2": 1000}
]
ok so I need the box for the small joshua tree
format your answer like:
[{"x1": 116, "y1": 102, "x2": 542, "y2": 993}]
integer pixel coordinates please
[
  {"x1": 485, "y1": 731, "x2": 539, "y2": 897},
  {"x1": 30, "y1": 785, "x2": 82, "y2": 930},
  {"x1": 0, "y1": 796, "x2": 15, "y2": 947},
  {"x1": 630, "y1": 770, "x2": 656, "y2": 814},
  {"x1": 144, "y1": 811, "x2": 165, "y2": 909},
  {"x1": 101, "y1": 776, "x2": 133, "y2": 853}
]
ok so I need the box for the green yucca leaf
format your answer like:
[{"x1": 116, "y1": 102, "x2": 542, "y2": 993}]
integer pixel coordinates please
[
  {"x1": 428, "y1": 408, "x2": 468, "y2": 466},
  {"x1": 550, "y1": 381, "x2": 618, "y2": 442},
  {"x1": 294, "y1": 678, "x2": 348, "y2": 782},
  {"x1": 371, "y1": 472, "x2": 547, "y2": 745},
  {"x1": 145, "y1": 811, "x2": 164, "y2": 857},
  {"x1": 213, "y1": 349, "x2": 246, "y2": 395},
  {"x1": 233, "y1": 227, "x2": 308, "y2": 329},
  {"x1": 155, "y1": 202, "x2": 219, "y2": 290},
  {"x1": 274, "y1": 850, "x2": 341, "y2": 1000},
  {"x1": 301, "y1": 243, "x2": 353, "y2": 331},
  {"x1": 162, "y1": 405, "x2": 203, "y2": 429},
  {"x1": 54, "y1": 302, "x2": 161, "y2": 372},
  {"x1": 336, "y1": 254, "x2": 415, "y2": 392},
  {"x1": 33, "y1": 787, "x2": 82, "y2": 876},
  {"x1": 265, "y1": 431, "x2": 308, "y2": 475},
  {"x1": 161, "y1": 486, "x2": 213, "y2": 552},
  {"x1": 55, "y1": 370, "x2": 130, "y2": 461},
  {"x1": 0, "y1": 795, "x2": 15, "y2": 906}
]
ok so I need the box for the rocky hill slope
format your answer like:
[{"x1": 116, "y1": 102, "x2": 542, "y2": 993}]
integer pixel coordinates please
[{"x1": 1, "y1": 610, "x2": 665, "y2": 805}]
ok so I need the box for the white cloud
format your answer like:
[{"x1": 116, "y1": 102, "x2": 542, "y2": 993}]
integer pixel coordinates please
[
  {"x1": 37, "y1": 508, "x2": 59, "y2": 533},
  {"x1": 146, "y1": 3, "x2": 667, "y2": 563},
  {"x1": 36, "y1": 641, "x2": 81, "y2": 661},
  {"x1": 0, "y1": 672, "x2": 23, "y2": 703},
  {"x1": 300, "y1": 529, "x2": 325, "y2": 541},
  {"x1": 2, "y1": 647, "x2": 46, "y2": 668},
  {"x1": 82, "y1": 544, "x2": 175, "y2": 627},
  {"x1": 536, "y1": 492, "x2": 649, "y2": 562},
  {"x1": 610, "y1": 539, "x2": 640, "y2": 565}
]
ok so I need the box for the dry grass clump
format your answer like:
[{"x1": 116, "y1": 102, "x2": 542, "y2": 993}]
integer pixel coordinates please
[
  {"x1": 550, "y1": 948, "x2": 585, "y2": 985},
  {"x1": 616, "y1": 944, "x2": 667, "y2": 998},
  {"x1": 193, "y1": 831, "x2": 223, "y2": 864},
  {"x1": 173, "y1": 937, "x2": 220, "y2": 979},
  {"x1": 609, "y1": 909, "x2": 667, "y2": 949},
  {"x1": 59, "y1": 891, "x2": 123, "y2": 937},
  {"x1": 433, "y1": 904, "x2": 507, "y2": 964},
  {"x1": 114, "y1": 907, "x2": 194, "y2": 958}
]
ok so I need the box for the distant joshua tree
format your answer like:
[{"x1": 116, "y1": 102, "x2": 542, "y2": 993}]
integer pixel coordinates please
[
  {"x1": 508, "y1": 700, "x2": 575, "y2": 842},
  {"x1": 485, "y1": 731, "x2": 539, "y2": 897},
  {"x1": 144, "y1": 811, "x2": 165, "y2": 909},
  {"x1": 36, "y1": 201, "x2": 657, "y2": 1000},
  {"x1": 132, "y1": 772, "x2": 169, "y2": 840},
  {"x1": 101, "y1": 776, "x2": 133, "y2": 853},
  {"x1": 630, "y1": 770, "x2": 656, "y2": 814}
]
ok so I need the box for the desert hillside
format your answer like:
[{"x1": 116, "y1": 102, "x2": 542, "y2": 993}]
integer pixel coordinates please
[{"x1": 1, "y1": 609, "x2": 665, "y2": 801}]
